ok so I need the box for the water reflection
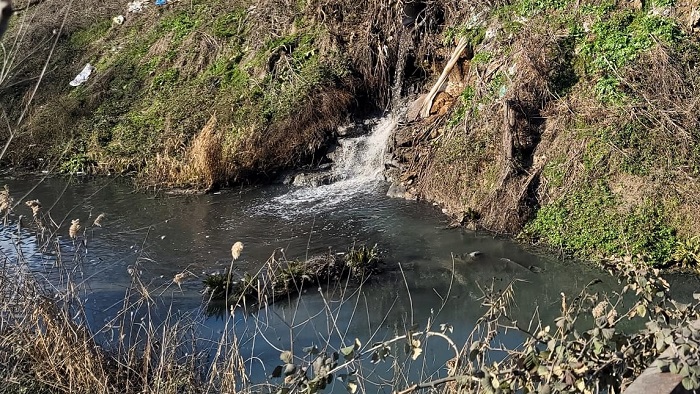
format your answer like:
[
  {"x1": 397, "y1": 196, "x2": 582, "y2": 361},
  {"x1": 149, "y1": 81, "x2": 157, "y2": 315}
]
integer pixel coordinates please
[{"x1": 0, "y1": 175, "x2": 620, "y2": 388}]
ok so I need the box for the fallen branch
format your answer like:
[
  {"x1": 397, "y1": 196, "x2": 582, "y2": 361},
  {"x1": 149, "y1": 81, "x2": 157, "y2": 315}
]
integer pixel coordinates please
[{"x1": 420, "y1": 36, "x2": 469, "y2": 118}]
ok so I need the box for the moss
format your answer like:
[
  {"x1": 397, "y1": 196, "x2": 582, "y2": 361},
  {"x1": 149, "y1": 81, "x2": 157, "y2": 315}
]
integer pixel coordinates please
[
  {"x1": 444, "y1": 25, "x2": 485, "y2": 47},
  {"x1": 525, "y1": 181, "x2": 677, "y2": 264}
]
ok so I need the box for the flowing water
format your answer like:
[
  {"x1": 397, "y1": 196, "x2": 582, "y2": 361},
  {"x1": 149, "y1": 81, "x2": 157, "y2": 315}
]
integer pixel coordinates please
[{"x1": 0, "y1": 117, "x2": 637, "y2": 389}]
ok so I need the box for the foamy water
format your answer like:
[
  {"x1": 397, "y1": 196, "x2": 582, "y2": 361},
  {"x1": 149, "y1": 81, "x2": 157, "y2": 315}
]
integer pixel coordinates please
[{"x1": 262, "y1": 116, "x2": 397, "y2": 216}]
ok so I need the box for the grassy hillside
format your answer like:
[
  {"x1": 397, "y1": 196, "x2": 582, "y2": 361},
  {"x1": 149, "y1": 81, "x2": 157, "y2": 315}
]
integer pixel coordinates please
[
  {"x1": 2, "y1": 0, "x2": 700, "y2": 265},
  {"x1": 392, "y1": 0, "x2": 700, "y2": 265}
]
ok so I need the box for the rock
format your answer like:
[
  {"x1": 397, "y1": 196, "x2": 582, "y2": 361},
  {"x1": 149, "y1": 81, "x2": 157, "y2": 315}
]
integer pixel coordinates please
[
  {"x1": 386, "y1": 182, "x2": 408, "y2": 199},
  {"x1": 406, "y1": 94, "x2": 428, "y2": 122},
  {"x1": 292, "y1": 172, "x2": 337, "y2": 187}
]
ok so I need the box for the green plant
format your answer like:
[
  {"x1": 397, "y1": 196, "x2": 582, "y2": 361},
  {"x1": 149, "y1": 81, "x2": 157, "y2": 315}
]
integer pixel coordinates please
[
  {"x1": 672, "y1": 236, "x2": 700, "y2": 268},
  {"x1": 159, "y1": 11, "x2": 199, "y2": 41},
  {"x1": 578, "y1": 10, "x2": 682, "y2": 102},
  {"x1": 344, "y1": 243, "x2": 380, "y2": 277},
  {"x1": 212, "y1": 8, "x2": 248, "y2": 38},
  {"x1": 59, "y1": 152, "x2": 95, "y2": 174},
  {"x1": 443, "y1": 25, "x2": 485, "y2": 47},
  {"x1": 471, "y1": 51, "x2": 492, "y2": 65},
  {"x1": 525, "y1": 181, "x2": 677, "y2": 263},
  {"x1": 448, "y1": 85, "x2": 476, "y2": 126}
]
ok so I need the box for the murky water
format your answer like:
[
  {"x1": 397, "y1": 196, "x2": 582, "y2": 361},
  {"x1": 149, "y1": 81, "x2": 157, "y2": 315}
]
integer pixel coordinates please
[
  {"x1": 0, "y1": 174, "x2": 621, "y2": 382},
  {"x1": 0, "y1": 118, "x2": 639, "y2": 390}
]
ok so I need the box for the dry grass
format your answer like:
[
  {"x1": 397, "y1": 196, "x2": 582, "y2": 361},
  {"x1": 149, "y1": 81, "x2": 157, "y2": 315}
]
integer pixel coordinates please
[{"x1": 0, "y1": 243, "x2": 248, "y2": 394}]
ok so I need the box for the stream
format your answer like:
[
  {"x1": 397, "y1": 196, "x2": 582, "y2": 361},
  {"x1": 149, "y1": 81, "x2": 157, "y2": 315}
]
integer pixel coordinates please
[{"x1": 0, "y1": 116, "x2": 630, "y2": 390}]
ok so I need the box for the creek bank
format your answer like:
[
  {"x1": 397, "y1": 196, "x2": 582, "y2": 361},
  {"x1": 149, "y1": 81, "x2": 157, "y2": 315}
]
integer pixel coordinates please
[{"x1": 2, "y1": 0, "x2": 700, "y2": 266}]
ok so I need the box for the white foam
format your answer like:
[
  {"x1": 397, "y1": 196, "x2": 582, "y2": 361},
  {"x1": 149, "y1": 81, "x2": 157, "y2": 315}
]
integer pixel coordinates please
[{"x1": 262, "y1": 116, "x2": 397, "y2": 216}]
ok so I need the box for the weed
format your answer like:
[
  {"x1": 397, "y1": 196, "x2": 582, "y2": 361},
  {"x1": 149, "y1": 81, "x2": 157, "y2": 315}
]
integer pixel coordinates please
[
  {"x1": 151, "y1": 67, "x2": 180, "y2": 90},
  {"x1": 59, "y1": 152, "x2": 95, "y2": 174},
  {"x1": 212, "y1": 8, "x2": 247, "y2": 38},
  {"x1": 525, "y1": 181, "x2": 677, "y2": 263},
  {"x1": 448, "y1": 85, "x2": 476, "y2": 126},
  {"x1": 443, "y1": 25, "x2": 485, "y2": 47},
  {"x1": 578, "y1": 10, "x2": 683, "y2": 102},
  {"x1": 158, "y1": 11, "x2": 199, "y2": 41},
  {"x1": 471, "y1": 51, "x2": 492, "y2": 65},
  {"x1": 672, "y1": 237, "x2": 700, "y2": 268}
]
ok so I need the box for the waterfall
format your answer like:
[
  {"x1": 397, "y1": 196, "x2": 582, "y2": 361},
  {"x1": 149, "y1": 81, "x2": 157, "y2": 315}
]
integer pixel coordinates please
[
  {"x1": 264, "y1": 116, "x2": 397, "y2": 215},
  {"x1": 330, "y1": 116, "x2": 396, "y2": 183}
]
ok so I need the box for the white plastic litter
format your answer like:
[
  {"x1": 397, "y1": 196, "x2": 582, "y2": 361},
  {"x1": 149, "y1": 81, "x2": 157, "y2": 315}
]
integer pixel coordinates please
[
  {"x1": 127, "y1": 0, "x2": 147, "y2": 13},
  {"x1": 112, "y1": 15, "x2": 125, "y2": 25},
  {"x1": 69, "y1": 63, "x2": 95, "y2": 87}
]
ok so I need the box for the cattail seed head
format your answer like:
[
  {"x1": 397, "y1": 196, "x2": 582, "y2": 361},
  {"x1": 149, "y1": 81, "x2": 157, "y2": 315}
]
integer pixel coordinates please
[
  {"x1": 25, "y1": 200, "x2": 41, "y2": 217},
  {"x1": 0, "y1": 185, "x2": 12, "y2": 214},
  {"x1": 173, "y1": 272, "x2": 188, "y2": 286},
  {"x1": 69, "y1": 219, "x2": 81, "y2": 239},
  {"x1": 231, "y1": 241, "x2": 244, "y2": 261},
  {"x1": 93, "y1": 213, "x2": 105, "y2": 227}
]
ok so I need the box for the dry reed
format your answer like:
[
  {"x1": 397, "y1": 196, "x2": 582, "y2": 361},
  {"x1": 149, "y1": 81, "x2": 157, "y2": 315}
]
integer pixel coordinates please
[{"x1": 231, "y1": 241, "x2": 244, "y2": 261}]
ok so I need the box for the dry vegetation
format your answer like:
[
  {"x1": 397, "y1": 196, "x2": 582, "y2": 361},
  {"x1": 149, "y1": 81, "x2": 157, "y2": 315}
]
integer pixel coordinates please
[{"x1": 2, "y1": 201, "x2": 700, "y2": 394}]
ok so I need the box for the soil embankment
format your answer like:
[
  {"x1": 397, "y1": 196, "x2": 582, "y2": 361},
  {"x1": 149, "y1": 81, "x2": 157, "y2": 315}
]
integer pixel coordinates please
[{"x1": 2, "y1": 0, "x2": 700, "y2": 263}]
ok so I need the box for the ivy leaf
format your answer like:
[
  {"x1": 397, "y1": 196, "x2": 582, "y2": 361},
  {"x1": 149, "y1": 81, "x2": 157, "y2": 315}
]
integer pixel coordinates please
[
  {"x1": 271, "y1": 365, "x2": 284, "y2": 378},
  {"x1": 341, "y1": 346, "x2": 355, "y2": 360},
  {"x1": 636, "y1": 304, "x2": 647, "y2": 318},
  {"x1": 602, "y1": 328, "x2": 615, "y2": 340}
]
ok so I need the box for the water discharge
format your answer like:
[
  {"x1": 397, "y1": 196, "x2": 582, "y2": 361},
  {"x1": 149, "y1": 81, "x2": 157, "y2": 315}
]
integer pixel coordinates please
[{"x1": 266, "y1": 116, "x2": 396, "y2": 216}]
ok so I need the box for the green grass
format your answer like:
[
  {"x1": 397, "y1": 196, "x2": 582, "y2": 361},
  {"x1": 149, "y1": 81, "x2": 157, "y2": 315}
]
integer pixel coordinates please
[
  {"x1": 578, "y1": 10, "x2": 682, "y2": 102},
  {"x1": 70, "y1": 19, "x2": 111, "y2": 47},
  {"x1": 525, "y1": 181, "x2": 677, "y2": 263}
]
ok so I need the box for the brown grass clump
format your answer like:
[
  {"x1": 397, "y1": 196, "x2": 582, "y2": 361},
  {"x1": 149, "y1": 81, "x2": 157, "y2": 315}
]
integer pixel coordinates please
[
  {"x1": 182, "y1": 115, "x2": 230, "y2": 189},
  {"x1": 0, "y1": 236, "x2": 248, "y2": 394},
  {"x1": 146, "y1": 115, "x2": 234, "y2": 190},
  {"x1": 0, "y1": 266, "x2": 112, "y2": 393}
]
